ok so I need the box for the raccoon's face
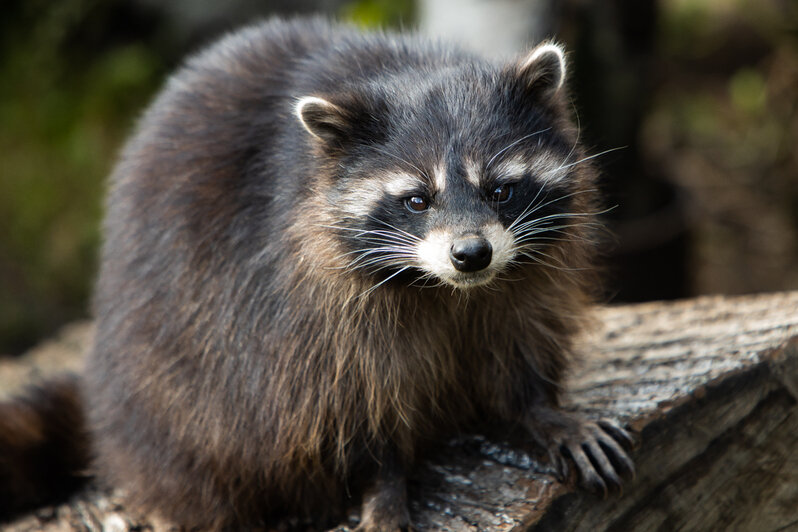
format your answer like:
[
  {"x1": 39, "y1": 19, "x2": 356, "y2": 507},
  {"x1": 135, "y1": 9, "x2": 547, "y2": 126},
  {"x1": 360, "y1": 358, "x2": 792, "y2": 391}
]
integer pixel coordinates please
[{"x1": 297, "y1": 43, "x2": 592, "y2": 290}]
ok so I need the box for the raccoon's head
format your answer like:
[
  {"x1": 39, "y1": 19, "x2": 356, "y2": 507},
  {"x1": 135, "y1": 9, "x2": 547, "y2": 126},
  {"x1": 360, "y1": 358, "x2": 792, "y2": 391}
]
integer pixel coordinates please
[{"x1": 296, "y1": 42, "x2": 597, "y2": 291}]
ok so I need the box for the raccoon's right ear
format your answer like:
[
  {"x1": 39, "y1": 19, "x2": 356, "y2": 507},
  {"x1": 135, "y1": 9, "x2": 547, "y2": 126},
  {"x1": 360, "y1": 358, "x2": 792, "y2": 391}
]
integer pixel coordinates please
[
  {"x1": 513, "y1": 42, "x2": 567, "y2": 99},
  {"x1": 295, "y1": 96, "x2": 353, "y2": 148}
]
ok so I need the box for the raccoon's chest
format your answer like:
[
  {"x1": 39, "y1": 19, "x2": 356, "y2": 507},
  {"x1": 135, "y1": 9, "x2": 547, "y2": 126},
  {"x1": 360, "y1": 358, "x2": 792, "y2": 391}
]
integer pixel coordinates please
[{"x1": 391, "y1": 307, "x2": 518, "y2": 419}]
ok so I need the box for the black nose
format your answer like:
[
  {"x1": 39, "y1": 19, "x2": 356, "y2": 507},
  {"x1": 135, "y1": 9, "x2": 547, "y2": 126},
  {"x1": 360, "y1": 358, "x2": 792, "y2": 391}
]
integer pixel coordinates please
[{"x1": 449, "y1": 236, "x2": 493, "y2": 272}]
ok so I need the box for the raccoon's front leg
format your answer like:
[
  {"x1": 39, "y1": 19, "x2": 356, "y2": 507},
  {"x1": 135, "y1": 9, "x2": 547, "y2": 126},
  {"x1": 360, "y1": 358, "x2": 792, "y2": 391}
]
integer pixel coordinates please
[
  {"x1": 356, "y1": 449, "x2": 411, "y2": 532},
  {"x1": 525, "y1": 406, "x2": 635, "y2": 496}
]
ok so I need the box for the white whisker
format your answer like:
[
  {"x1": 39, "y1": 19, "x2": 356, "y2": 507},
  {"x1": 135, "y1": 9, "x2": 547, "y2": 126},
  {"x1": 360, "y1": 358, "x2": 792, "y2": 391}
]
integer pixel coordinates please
[
  {"x1": 358, "y1": 266, "x2": 411, "y2": 299},
  {"x1": 485, "y1": 128, "x2": 552, "y2": 170},
  {"x1": 506, "y1": 188, "x2": 598, "y2": 233},
  {"x1": 365, "y1": 215, "x2": 421, "y2": 243},
  {"x1": 316, "y1": 224, "x2": 420, "y2": 245},
  {"x1": 555, "y1": 146, "x2": 625, "y2": 173}
]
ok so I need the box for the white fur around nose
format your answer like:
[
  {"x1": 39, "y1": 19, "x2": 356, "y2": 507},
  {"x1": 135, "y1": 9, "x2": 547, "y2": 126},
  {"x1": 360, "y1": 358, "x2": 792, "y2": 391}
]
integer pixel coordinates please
[
  {"x1": 483, "y1": 222, "x2": 515, "y2": 270},
  {"x1": 416, "y1": 229, "x2": 455, "y2": 279},
  {"x1": 415, "y1": 223, "x2": 515, "y2": 287}
]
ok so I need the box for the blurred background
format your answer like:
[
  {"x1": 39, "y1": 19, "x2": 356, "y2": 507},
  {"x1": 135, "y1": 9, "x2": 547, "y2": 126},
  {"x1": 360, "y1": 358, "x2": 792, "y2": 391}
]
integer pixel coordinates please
[{"x1": 1, "y1": 0, "x2": 796, "y2": 356}]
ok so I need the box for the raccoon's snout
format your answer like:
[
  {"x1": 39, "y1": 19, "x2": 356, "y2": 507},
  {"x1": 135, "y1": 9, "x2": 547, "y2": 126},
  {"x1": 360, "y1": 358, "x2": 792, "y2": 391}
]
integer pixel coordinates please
[{"x1": 449, "y1": 236, "x2": 492, "y2": 272}]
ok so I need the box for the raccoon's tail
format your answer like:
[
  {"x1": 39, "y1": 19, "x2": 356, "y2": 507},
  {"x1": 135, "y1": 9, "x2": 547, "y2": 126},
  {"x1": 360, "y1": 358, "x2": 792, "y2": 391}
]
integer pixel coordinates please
[{"x1": 0, "y1": 374, "x2": 90, "y2": 521}]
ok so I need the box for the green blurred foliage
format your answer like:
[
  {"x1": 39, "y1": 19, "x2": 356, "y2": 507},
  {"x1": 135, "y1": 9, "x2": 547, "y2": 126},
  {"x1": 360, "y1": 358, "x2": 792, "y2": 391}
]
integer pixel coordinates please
[
  {"x1": 729, "y1": 68, "x2": 767, "y2": 116},
  {"x1": 340, "y1": 0, "x2": 415, "y2": 28},
  {"x1": 0, "y1": 0, "x2": 165, "y2": 354}
]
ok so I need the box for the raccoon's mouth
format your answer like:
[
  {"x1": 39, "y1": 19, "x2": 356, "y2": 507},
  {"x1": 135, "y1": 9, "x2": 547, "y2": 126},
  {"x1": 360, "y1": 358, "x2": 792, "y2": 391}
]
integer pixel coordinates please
[{"x1": 444, "y1": 270, "x2": 497, "y2": 289}]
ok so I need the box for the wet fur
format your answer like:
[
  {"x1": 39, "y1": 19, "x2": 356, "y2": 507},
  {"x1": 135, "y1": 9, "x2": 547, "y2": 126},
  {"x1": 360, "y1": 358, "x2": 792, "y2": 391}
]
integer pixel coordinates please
[{"x1": 0, "y1": 18, "x2": 632, "y2": 529}]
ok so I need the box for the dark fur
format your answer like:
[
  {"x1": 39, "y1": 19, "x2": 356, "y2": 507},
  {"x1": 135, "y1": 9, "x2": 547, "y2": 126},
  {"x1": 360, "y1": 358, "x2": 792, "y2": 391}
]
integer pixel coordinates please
[
  {"x1": 0, "y1": 19, "x2": 633, "y2": 529},
  {"x1": 0, "y1": 376, "x2": 89, "y2": 518}
]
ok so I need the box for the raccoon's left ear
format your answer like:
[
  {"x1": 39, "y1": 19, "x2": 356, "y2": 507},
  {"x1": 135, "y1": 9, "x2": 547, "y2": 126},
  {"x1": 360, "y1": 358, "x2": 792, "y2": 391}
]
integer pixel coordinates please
[
  {"x1": 512, "y1": 42, "x2": 567, "y2": 98},
  {"x1": 295, "y1": 96, "x2": 353, "y2": 147}
]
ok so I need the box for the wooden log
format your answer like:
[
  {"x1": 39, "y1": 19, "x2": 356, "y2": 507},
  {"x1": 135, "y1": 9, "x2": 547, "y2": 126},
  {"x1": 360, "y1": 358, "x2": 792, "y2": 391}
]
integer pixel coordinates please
[{"x1": 1, "y1": 291, "x2": 797, "y2": 531}]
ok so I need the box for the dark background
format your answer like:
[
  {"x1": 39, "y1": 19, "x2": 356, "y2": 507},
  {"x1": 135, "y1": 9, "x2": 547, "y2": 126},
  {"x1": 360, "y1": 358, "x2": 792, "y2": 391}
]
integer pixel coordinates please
[{"x1": 1, "y1": 0, "x2": 796, "y2": 355}]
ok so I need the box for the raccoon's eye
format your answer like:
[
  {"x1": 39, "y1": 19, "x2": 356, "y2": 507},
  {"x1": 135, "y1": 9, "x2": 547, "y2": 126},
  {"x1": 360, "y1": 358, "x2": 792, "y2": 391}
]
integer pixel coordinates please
[
  {"x1": 404, "y1": 195, "x2": 429, "y2": 213},
  {"x1": 491, "y1": 184, "x2": 514, "y2": 203}
]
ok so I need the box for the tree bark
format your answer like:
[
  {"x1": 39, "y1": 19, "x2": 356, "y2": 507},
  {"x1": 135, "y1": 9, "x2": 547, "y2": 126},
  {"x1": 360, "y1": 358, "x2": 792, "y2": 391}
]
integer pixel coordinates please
[{"x1": 2, "y1": 291, "x2": 797, "y2": 531}]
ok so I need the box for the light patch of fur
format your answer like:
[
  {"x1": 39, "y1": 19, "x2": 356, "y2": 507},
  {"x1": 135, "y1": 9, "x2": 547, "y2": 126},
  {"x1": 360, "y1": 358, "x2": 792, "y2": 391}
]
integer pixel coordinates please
[
  {"x1": 493, "y1": 157, "x2": 528, "y2": 182},
  {"x1": 337, "y1": 186, "x2": 385, "y2": 218},
  {"x1": 340, "y1": 172, "x2": 426, "y2": 218},
  {"x1": 464, "y1": 160, "x2": 481, "y2": 187},
  {"x1": 382, "y1": 173, "x2": 426, "y2": 196},
  {"x1": 433, "y1": 162, "x2": 446, "y2": 192},
  {"x1": 495, "y1": 154, "x2": 569, "y2": 186}
]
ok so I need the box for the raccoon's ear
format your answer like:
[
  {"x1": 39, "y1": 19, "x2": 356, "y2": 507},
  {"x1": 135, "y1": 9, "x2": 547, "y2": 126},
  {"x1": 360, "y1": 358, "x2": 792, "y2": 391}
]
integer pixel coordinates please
[
  {"x1": 295, "y1": 96, "x2": 352, "y2": 147},
  {"x1": 513, "y1": 42, "x2": 566, "y2": 98}
]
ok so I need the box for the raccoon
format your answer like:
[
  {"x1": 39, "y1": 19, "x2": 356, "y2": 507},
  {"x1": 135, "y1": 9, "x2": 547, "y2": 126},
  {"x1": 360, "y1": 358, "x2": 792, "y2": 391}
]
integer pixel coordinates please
[{"x1": 0, "y1": 18, "x2": 634, "y2": 530}]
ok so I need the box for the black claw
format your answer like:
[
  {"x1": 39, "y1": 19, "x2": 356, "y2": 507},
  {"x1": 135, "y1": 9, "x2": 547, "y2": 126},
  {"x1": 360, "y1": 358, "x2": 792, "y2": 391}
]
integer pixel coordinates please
[
  {"x1": 557, "y1": 443, "x2": 579, "y2": 485},
  {"x1": 556, "y1": 452, "x2": 570, "y2": 481},
  {"x1": 595, "y1": 425, "x2": 636, "y2": 479},
  {"x1": 583, "y1": 470, "x2": 608, "y2": 498},
  {"x1": 582, "y1": 441, "x2": 623, "y2": 494},
  {"x1": 598, "y1": 419, "x2": 635, "y2": 451},
  {"x1": 598, "y1": 438, "x2": 635, "y2": 480},
  {"x1": 529, "y1": 411, "x2": 636, "y2": 496},
  {"x1": 548, "y1": 448, "x2": 565, "y2": 481},
  {"x1": 569, "y1": 444, "x2": 608, "y2": 498}
]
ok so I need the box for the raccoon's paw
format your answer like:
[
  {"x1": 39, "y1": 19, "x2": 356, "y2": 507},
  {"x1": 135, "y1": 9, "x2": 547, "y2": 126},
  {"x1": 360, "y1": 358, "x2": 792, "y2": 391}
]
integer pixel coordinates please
[
  {"x1": 355, "y1": 518, "x2": 413, "y2": 532},
  {"x1": 355, "y1": 498, "x2": 412, "y2": 532},
  {"x1": 355, "y1": 456, "x2": 412, "y2": 532},
  {"x1": 552, "y1": 418, "x2": 635, "y2": 497},
  {"x1": 527, "y1": 409, "x2": 635, "y2": 497}
]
